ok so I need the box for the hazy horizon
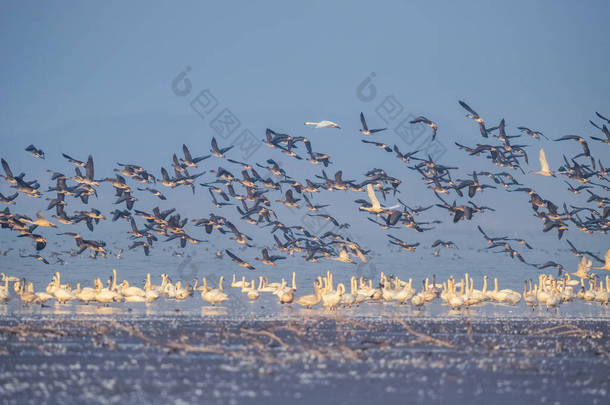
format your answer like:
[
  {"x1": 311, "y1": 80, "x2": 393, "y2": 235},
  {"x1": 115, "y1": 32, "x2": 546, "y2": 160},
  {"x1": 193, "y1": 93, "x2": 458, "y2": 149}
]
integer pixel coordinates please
[{"x1": 1, "y1": 1, "x2": 608, "y2": 264}]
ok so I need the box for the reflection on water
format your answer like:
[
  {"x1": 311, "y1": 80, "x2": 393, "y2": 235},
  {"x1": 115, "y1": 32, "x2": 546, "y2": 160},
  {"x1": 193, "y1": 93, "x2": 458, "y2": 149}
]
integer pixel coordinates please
[
  {"x1": 1, "y1": 294, "x2": 609, "y2": 321},
  {"x1": 74, "y1": 304, "x2": 123, "y2": 316},
  {"x1": 201, "y1": 306, "x2": 228, "y2": 317}
]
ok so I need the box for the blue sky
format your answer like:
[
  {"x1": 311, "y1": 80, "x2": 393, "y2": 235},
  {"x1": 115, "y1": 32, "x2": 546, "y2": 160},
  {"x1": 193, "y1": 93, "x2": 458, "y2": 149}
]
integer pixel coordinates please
[{"x1": 1, "y1": 0, "x2": 608, "y2": 251}]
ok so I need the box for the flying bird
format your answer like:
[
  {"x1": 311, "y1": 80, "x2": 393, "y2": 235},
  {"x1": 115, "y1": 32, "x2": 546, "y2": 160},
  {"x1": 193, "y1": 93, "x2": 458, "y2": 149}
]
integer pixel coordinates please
[
  {"x1": 0, "y1": 192, "x2": 18, "y2": 205},
  {"x1": 458, "y1": 100, "x2": 487, "y2": 138},
  {"x1": 226, "y1": 249, "x2": 255, "y2": 270},
  {"x1": 61, "y1": 153, "x2": 86, "y2": 167},
  {"x1": 255, "y1": 248, "x2": 286, "y2": 267},
  {"x1": 304, "y1": 120, "x2": 341, "y2": 129},
  {"x1": 431, "y1": 240, "x2": 457, "y2": 249},
  {"x1": 554, "y1": 135, "x2": 592, "y2": 161},
  {"x1": 566, "y1": 239, "x2": 604, "y2": 263},
  {"x1": 387, "y1": 235, "x2": 419, "y2": 252},
  {"x1": 359, "y1": 112, "x2": 386, "y2": 135},
  {"x1": 210, "y1": 137, "x2": 234, "y2": 158},
  {"x1": 181, "y1": 144, "x2": 210, "y2": 167},
  {"x1": 358, "y1": 184, "x2": 398, "y2": 214},
  {"x1": 589, "y1": 121, "x2": 610, "y2": 145},
  {"x1": 410, "y1": 116, "x2": 438, "y2": 140},
  {"x1": 361, "y1": 139, "x2": 392, "y2": 152},
  {"x1": 531, "y1": 148, "x2": 554, "y2": 177},
  {"x1": 517, "y1": 127, "x2": 548, "y2": 140},
  {"x1": 591, "y1": 249, "x2": 610, "y2": 271},
  {"x1": 25, "y1": 145, "x2": 45, "y2": 159}
]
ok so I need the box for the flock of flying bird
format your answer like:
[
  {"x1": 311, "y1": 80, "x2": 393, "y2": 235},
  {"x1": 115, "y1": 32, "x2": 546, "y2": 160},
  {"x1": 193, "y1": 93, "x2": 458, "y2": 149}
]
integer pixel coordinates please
[{"x1": 0, "y1": 101, "x2": 609, "y2": 311}]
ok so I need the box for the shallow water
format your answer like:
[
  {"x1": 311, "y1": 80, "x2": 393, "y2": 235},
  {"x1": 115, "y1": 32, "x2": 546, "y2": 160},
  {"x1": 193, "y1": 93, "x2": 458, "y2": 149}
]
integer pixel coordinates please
[
  {"x1": 1, "y1": 233, "x2": 609, "y2": 320},
  {"x1": 2, "y1": 243, "x2": 609, "y2": 405},
  {"x1": 1, "y1": 316, "x2": 609, "y2": 405}
]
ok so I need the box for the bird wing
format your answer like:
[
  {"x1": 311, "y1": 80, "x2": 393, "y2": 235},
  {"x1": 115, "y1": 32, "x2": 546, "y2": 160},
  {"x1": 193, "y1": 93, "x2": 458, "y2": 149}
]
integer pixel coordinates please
[
  {"x1": 86, "y1": 155, "x2": 94, "y2": 179},
  {"x1": 411, "y1": 116, "x2": 430, "y2": 125},
  {"x1": 581, "y1": 141, "x2": 590, "y2": 156},
  {"x1": 353, "y1": 247, "x2": 367, "y2": 263},
  {"x1": 320, "y1": 121, "x2": 339, "y2": 128},
  {"x1": 577, "y1": 256, "x2": 589, "y2": 274},
  {"x1": 62, "y1": 153, "x2": 81, "y2": 165},
  {"x1": 595, "y1": 111, "x2": 610, "y2": 124},
  {"x1": 130, "y1": 218, "x2": 139, "y2": 233},
  {"x1": 227, "y1": 222, "x2": 240, "y2": 236},
  {"x1": 539, "y1": 149, "x2": 550, "y2": 172},
  {"x1": 478, "y1": 122, "x2": 488, "y2": 138},
  {"x1": 554, "y1": 135, "x2": 579, "y2": 142},
  {"x1": 366, "y1": 183, "x2": 381, "y2": 209},
  {"x1": 183, "y1": 144, "x2": 193, "y2": 162},
  {"x1": 225, "y1": 249, "x2": 239, "y2": 262},
  {"x1": 1, "y1": 159, "x2": 13, "y2": 178},
  {"x1": 360, "y1": 112, "x2": 368, "y2": 131},
  {"x1": 459, "y1": 100, "x2": 478, "y2": 117},
  {"x1": 161, "y1": 167, "x2": 170, "y2": 181},
  {"x1": 220, "y1": 145, "x2": 234, "y2": 154}
]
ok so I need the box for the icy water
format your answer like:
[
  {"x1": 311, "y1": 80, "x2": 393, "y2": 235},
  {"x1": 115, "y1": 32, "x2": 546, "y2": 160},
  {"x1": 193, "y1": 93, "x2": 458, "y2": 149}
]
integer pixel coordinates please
[
  {"x1": 2, "y1": 236, "x2": 609, "y2": 405},
  {"x1": 1, "y1": 233, "x2": 608, "y2": 319},
  {"x1": 1, "y1": 316, "x2": 609, "y2": 405}
]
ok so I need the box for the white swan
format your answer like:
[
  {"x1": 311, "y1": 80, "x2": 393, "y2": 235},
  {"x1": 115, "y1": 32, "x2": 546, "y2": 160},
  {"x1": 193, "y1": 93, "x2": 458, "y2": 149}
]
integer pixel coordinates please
[
  {"x1": 322, "y1": 283, "x2": 345, "y2": 310},
  {"x1": 304, "y1": 120, "x2": 341, "y2": 129},
  {"x1": 531, "y1": 148, "x2": 554, "y2": 177},
  {"x1": 0, "y1": 275, "x2": 10, "y2": 302},
  {"x1": 202, "y1": 276, "x2": 228, "y2": 305},
  {"x1": 359, "y1": 184, "x2": 399, "y2": 214}
]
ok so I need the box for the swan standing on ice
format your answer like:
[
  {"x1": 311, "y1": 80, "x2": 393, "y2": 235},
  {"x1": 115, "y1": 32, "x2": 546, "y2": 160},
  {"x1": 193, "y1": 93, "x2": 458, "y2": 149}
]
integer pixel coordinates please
[{"x1": 295, "y1": 280, "x2": 322, "y2": 308}]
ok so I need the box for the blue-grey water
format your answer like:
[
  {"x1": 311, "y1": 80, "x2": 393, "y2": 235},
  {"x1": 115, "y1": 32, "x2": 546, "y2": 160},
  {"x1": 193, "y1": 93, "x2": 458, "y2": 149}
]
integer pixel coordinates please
[{"x1": 1, "y1": 234, "x2": 608, "y2": 319}]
